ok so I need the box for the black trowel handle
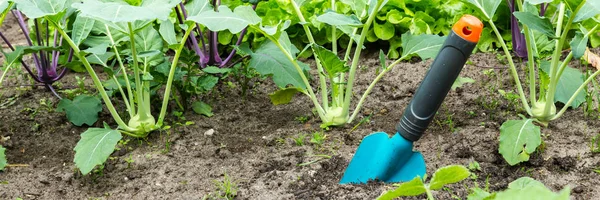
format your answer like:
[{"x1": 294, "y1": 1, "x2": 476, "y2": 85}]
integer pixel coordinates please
[{"x1": 397, "y1": 15, "x2": 483, "y2": 142}]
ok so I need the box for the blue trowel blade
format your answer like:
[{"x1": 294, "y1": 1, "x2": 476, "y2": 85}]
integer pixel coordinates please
[{"x1": 340, "y1": 132, "x2": 426, "y2": 184}]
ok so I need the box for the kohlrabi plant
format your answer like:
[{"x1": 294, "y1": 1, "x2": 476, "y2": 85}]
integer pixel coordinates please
[
  {"x1": 173, "y1": 0, "x2": 257, "y2": 68},
  {"x1": 377, "y1": 165, "x2": 470, "y2": 200},
  {"x1": 464, "y1": 0, "x2": 600, "y2": 165},
  {"x1": 238, "y1": 0, "x2": 446, "y2": 127},
  {"x1": 0, "y1": 2, "x2": 74, "y2": 98},
  {"x1": 9, "y1": 0, "x2": 228, "y2": 174}
]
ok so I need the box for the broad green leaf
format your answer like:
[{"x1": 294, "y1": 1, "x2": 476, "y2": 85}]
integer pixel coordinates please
[
  {"x1": 192, "y1": 101, "x2": 213, "y2": 117},
  {"x1": 508, "y1": 177, "x2": 546, "y2": 189},
  {"x1": 452, "y1": 76, "x2": 475, "y2": 90},
  {"x1": 525, "y1": 0, "x2": 553, "y2": 4},
  {"x1": 188, "y1": 5, "x2": 260, "y2": 34},
  {"x1": 377, "y1": 176, "x2": 426, "y2": 200},
  {"x1": 86, "y1": 52, "x2": 115, "y2": 67},
  {"x1": 134, "y1": 26, "x2": 164, "y2": 67},
  {"x1": 184, "y1": 0, "x2": 212, "y2": 16},
  {"x1": 248, "y1": 32, "x2": 308, "y2": 89},
  {"x1": 0, "y1": 145, "x2": 6, "y2": 171},
  {"x1": 203, "y1": 66, "x2": 232, "y2": 74},
  {"x1": 540, "y1": 62, "x2": 586, "y2": 108},
  {"x1": 56, "y1": 95, "x2": 102, "y2": 126},
  {"x1": 12, "y1": 0, "x2": 73, "y2": 19},
  {"x1": 74, "y1": 128, "x2": 122, "y2": 175},
  {"x1": 513, "y1": 12, "x2": 555, "y2": 38},
  {"x1": 197, "y1": 75, "x2": 218, "y2": 91},
  {"x1": 83, "y1": 42, "x2": 110, "y2": 55},
  {"x1": 72, "y1": 15, "x2": 95, "y2": 46},
  {"x1": 373, "y1": 21, "x2": 394, "y2": 40},
  {"x1": 72, "y1": 0, "x2": 181, "y2": 22},
  {"x1": 467, "y1": 188, "x2": 493, "y2": 200},
  {"x1": 2, "y1": 46, "x2": 59, "y2": 68},
  {"x1": 574, "y1": 0, "x2": 600, "y2": 22},
  {"x1": 312, "y1": 44, "x2": 348, "y2": 78},
  {"x1": 159, "y1": 20, "x2": 177, "y2": 45},
  {"x1": 0, "y1": 0, "x2": 8, "y2": 12},
  {"x1": 570, "y1": 32, "x2": 588, "y2": 59},
  {"x1": 464, "y1": 0, "x2": 502, "y2": 20},
  {"x1": 340, "y1": 0, "x2": 368, "y2": 18},
  {"x1": 218, "y1": 31, "x2": 233, "y2": 45},
  {"x1": 316, "y1": 11, "x2": 363, "y2": 27},
  {"x1": 429, "y1": 165, "x2": 471, "y2": 190},
  {"x1": 499, "y1": 119, "x2": 541, "y2": 165},
  {"x1": 269, "y1": 87, "x2": 304, "y2": 105},
  {"x1": 495, "y1": 177, "x2": 571, "y2": 200},
  {"x1": 400, "y1": 33, "x2": 446, "y2": 60}
]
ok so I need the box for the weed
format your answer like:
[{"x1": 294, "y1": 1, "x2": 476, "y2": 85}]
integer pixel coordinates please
[
  {"x1": 212, "y1": 173, "x2": 238, "y2": 200},
  {"x1": 292, "y1": 133, "x2": 307, "y2": 146},
  {"x1": 125, "y1": 154, "x2": 134, "y2": 168},
  {"x1": 590, "y1": 134, "x2": 600, "y2": 153},
  {"x1": 294, "y1": 115, "x2": 309, "y2": 124},
  {"x1": 310, "y1": 132, "x2": 327, "y2": 146}
]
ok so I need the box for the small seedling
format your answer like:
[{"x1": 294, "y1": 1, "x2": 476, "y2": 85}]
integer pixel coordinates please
[
  {"x1": 378, "y1": 165, "x2": 470, "y2": 200},
  {"x1": 294, "y1": 116, "x2": 309, "y2": 124},
  {"x1": 212, "y1": 173, "x2": 238, "y2": 200},
  {"x1": 125, "y1": 154, "x2": 134, "y2": 168},
  {"x1": 310, "y1": 132, "x2": 327, "y2": 146},
  {"x1": 590, "y1": 134, "x2": 600, "y2": 153},
  {"x1": 293, "y1": 133, "x2": 307, "y2": 146},
  {"x1": 468, "y1": 161, "x2": 481, "y2": 171}
]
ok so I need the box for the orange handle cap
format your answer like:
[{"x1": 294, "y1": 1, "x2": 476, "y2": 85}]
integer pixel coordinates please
[{"x1": 452, "y1": 15, "x2": 483, "y2": 43}]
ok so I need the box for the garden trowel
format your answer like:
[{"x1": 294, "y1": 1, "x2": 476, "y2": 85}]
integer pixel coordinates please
[{"x1": 340, "y1": 15, "x2": 483, "y2": 184}]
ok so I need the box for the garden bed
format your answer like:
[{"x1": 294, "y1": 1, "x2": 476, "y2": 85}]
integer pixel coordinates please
[{"x1": 1, "y1": 47, "x2": 599, "y2": 199}]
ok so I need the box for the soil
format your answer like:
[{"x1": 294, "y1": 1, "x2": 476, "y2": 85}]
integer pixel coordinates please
[{"x1": 1, "y1": 13, "x2": 600, "y2": 200}]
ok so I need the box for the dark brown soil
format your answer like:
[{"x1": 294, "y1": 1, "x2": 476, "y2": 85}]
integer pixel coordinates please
[{"x1": 1, "y1": 15, "x2": 600, "y2": 200}]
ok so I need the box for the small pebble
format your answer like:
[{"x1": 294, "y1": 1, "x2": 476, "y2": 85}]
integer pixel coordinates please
[{"x1": 204, "y1": 129, "x2": 214, "y2": 136}]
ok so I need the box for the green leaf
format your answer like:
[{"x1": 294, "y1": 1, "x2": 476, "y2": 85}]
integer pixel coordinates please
[
  {"x1": 464, "y1": 0, "x2": 502, "y2": 20},
  {"x1": 508, "y1": 177, "x2": 546, "y2": 189},
  {"x1": 74, "y1": 128, "x2": 122, "y2": 175},
  {"x1": 540, "y1": 62, "x2": 586, "y2": 108},
  {"x1": 377, "y1": 176, "x2": 426, "y2": 200},
  {"x1": 467, "y1": 188, "x2": 493, "y2": 200},
  {"x1": 188, "y1": 5, "x2": 260, "y2": 34},
  {"x1": 373, "y1": 21, "x2": 394, "y2": 40},
  {"x1": 269, "y1": 87, "x2": 302, "y2": 105},
  {"x1": 316, "y1": 11, "x2": 363, "y2": 27},
  {"x1": 134, "y1": 26, "x2": 164, "y2": 67},
  {"x1": 72, "y1": 15, "x2": 95, "y2": 46},
  {"x1": 184, "y1": 0, "x2": 212, "y2": 16},
  {"x1": 86, "y1": 52, "x2": 115, "y2": 67},
  {"x1": 57, "y1": 95, "x2": 103, "y2": 126},
  {"x1": 379, "y1": 49, "x2": 386, "y2": 69},
  {"x1": 203, "y1": 66, "x2": 232, "y2": 74},
  {"x1": 248, "y1": 32, "x2": 308, "y2": 89},
  {"x1": 0, "y1": 145, "x2": 6, "y2": 171},
  {"x1": 574, "y1": 0, "x2": 600, "y2": 22},
  {"x1": 400, "y1": 33, "x2": 446, "y2": 60},
  {"x1": 525, "y1": 0, "x2": 553, "y2": 5},
  {"x1": 3, "y1": 46, "x2": 59, "y2": 68},
  {"x1": 12, "y1": 0, "x2": 73, "y2": 19},
  {"x1": 499, "y1": 119, "x2": 541, "y2": 165},
  {"x1": 72, "y1": 0, "x2": 180, "y2": 22},
  {"x1": 340, "y1": 0, "x2": 368, "y2": 18},
  {"x1": 570, "y1": 32, "x2": 588, "y2": 59},
  {"x1": 312, "y1": 44, "x2": 348, "y2": 78},
  {"x1": 495, "y1": 177, "x2": 571, "y2": 200},
  {"x1": 513, "y1": 12, "x2": 555, "y2": 38},
  {"x1": 159, "y1": 20, "x2": 177, "y2": 45},
  {"x1": 452, "y1": 76, "x2": 475, "y2": 90},
  {"x1": 192, "y1": 101, "x2": 213, "y2": 117},
  {"x1": 197, "y1": 75, "x2": 218, "y2": 91},
  {"x1": 429, "y1": 165, "x2": 471, "y2": 190}
]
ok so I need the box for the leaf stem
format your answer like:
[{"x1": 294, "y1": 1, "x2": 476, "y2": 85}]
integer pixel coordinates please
[
  {"x1": 290, "y1": 0, "x2": 329, "y2": 110},
  {"x1": 105, "y1": 25, "x2": 135, "y2": 117},
  {"x1": 515, "y1": 0, "x2": 537, "y2": 104},
  {"x1": 157, "y1": 23, "x2": 196, "y2": 127},
  {"x1": 127, "y1": 22, "x2": 147, "y2": 119}
]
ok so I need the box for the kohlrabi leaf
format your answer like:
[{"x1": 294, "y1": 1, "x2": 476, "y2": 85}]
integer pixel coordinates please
[
  {"x1": 57, "y1": 95, "x2": 102, "y2": 126},
  {"x1": 269, "y1": 87, "x2": 303, "y2": 105},
  {"x1": 3, "y1": 46, "x2": 59, "y2": 68},
  {"x1": 316, "y1": 11, "x2": 363, "y2": 27},
  {"x1": 74, "y1": 127, "x2": 122, "y2": 175},
  {"x1": 377, "y1": 176, "x2": 426, "y2": 200},
  {"x1": 464, "y1": 0, "x2": 502, "y2": 20},
  {"x1": 71, "y1": 15, "x2": 95, "y2": 46},
  {"x1": 373, "y1": 21, "x2": 394, "y2": 40},
  {"x1": 12, "y1": 0, "x2": 73, "y2": 19},
  {"x1": 467, "y1": 188, "x2": 493, "y2": 200},
  {"x1": 187, "y1": 5, "x2": 260, "y2": 34},
  {"x1": 452, "y1": 76, "x2": 475, "y2": 90},
  {"x1": 573, "y1": 0, "x2": 600, "y2": 22},
  {"x1": 540, "y1": 62, "x2": 586, "y2": 108},
  {"x1": 0, "y1": 145, "x2": 6, "y2": 171},
  {"x1": 134, "y1": 26, "x2": 164, "y2": 66},
  {"x1": 499, "y1": 119, "x2": 541, "y2": 165},
  {"x1": 513, "y1": 12, "x2": 555, "y2": 38},
  {"x1": 570, "y1": 32, "x2": 589, "y2": 59},
  {"x1": 184, "y1": 0, "x2": 212, "y2": 16},
  {"x1": 525, "y1": 0, "x2": 553, "y2": 4},
  {"x1": 72, "y1": 0, "x2": 181, "y2": 22},
  {"x1": 202, "y1": 66, "x2": 232, "y2": 74},
  {"x1": 192, "y1": 101, "x2": 213, "y2": 117},
  {"x1": 312, "y1": 44, "x2": 348, "y2": 78},
  {"x1": 0, "y1": 0, "x2": 9, "y2": 13},
  {"x1": 340, "y1": 0, "x2": 368, "y2": 19},
  {"x1": 159, "y1": 20, "x2": 177, "y2": 45},
  {"x1": 495, "y1": 177, "x2": 571, "y2": 200},
  {"x1": 86, "y1": 52, "x2": 115, "y2": 67},
  {"x1": 400, "y1": 33, "x2": 446, "y2": 60},
  {"x1": 429, "y1": 165, "x2": 471, "y2": 190},
  {"x1": 248, "y1": 32, "x2": 309, "y2": 89}
]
